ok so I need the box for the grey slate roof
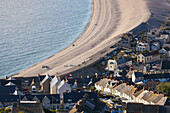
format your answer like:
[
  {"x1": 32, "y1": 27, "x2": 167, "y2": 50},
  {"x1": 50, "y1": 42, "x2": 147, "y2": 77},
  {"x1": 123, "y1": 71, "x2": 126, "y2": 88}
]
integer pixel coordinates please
[
  {"x1": 142, "y1": 105, "x2": 159, "y2": 113},
  {"x1": 70, "y1": 94, "x2": 106, "y2": 113},
  {"x1": 66, "y1": 76, "x2": 101, "y2": 87},
  {"x1": 12, "y1": 103, "x2": 44, "y2": 113},
  {"x1": 144, "y1": 73, "x2": 170, "y2": 80},
  {"x1": 142, "y1": 52, "x2": 152, "y2": 57},
  {"x1": 0, "y1": 79, "x2": 21, "y2": 86},
  {"x1": 127, "y1": 103, "x2": 143, "y2": 113},
  {"x1": 63, "y1": 92, "x2": 98, "y2": 103},
  {"x1": 142, "y1": 51, "x2": 160, "y2": 57},
  {"x1": 116, "y1": 57, "x2": 131, "y2": 65},
  {"x1": 162, "y1": 60, "x2": 170, "y2": 69},
  {"x1": 21, "y1": 94, "x2": 60, "y2": 104},
  {"x1": 127, "y1": 103, "x2": 170, "y2": 113},
  {"x1": 0, "y1": 94, "x2": 60, "y2": 104},
  {"x1": 134, "y1": 72, "x2": 144, "y2": 77},
  {"x1": 0, "y1": 86, "x2": 22, "y2": 96},
  {"x1": 0, "y1": 95, "x2": 19, "y2": 102}
]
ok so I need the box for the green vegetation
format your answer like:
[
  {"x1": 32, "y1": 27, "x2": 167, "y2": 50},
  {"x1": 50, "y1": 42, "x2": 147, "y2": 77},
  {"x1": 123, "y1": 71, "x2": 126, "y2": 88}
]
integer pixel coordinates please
[
  {"x1": 143, "y1": 50, "x2": 148, "y2": 53},
  {"x1": 0, "y1": 107, "x2": 11, "y2": 113},
  {"x1": 56, "y1": 109, "x2": 69, "y2": 112},
  {"x1": 43, "y1": 108, "x2": 69, "y2": 113},
  {"x1": 160, "y1": 26, "x2": 170, "y2": 30},
  {"x1": 97, "y1": 92, "x2": 114, "y2": 99},
  {"x1": 156, "y1": 82, "x2": 170, "y2": 97},
  {"x1": 131, "y1": 57, "x2": 137, "y2": 63},
  {"x1": 111, "y1": 99, "x2": 121, "y2": 103},
  {"x1": 90, "y1": 86, "x2": 96, "y2": 92}
]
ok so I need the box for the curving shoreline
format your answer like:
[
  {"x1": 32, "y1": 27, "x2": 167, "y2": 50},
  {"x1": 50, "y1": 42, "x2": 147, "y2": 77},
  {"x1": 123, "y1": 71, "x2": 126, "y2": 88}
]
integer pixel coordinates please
[{"x1": 13, "y1": 0, "x2": 150, "y2": 78}]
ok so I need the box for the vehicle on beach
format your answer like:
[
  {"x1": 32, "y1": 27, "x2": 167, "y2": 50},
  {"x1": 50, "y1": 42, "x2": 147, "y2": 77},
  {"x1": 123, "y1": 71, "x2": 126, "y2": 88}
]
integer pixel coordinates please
[
  {"x1": 42, "y1": 65, "x2": 49, "y2": 69},
  {"x1": 110, "y1": 45, "x2": 116, "y2": 48},
  {"x1": 64, "y1": 65, "x2": 74, "y2": 67},
  {"x1": 82, "y1": 57, "x2": 92, "y2": 65},
  {"x1": 85, "y1": 57, "x2": 92, "y2": 62}
]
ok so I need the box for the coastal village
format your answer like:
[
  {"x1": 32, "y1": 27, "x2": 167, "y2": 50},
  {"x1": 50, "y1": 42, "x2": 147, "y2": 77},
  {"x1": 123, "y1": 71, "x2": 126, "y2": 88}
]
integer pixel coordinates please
[{"x1": 0, "y1": 18, "x2": 170, "y2": 113}]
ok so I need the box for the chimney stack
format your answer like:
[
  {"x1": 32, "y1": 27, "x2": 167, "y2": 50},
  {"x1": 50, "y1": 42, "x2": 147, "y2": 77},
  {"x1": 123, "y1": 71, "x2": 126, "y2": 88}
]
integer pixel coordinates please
[
  {"x1": 95, "y1": 73, "x2": 98, "y2": 78},
  {"x1": 5, "y1": 76, "x2": 8, "y2": 80},
  {"x1": 65, "y1": 76, "x2": 68, "y2": 82},
  {"x1": 110, "y1": 74, "x2": 113, "y2": 79},
  {"x1": 74, "y1": 79, "x2": 77, "y2": 85}
]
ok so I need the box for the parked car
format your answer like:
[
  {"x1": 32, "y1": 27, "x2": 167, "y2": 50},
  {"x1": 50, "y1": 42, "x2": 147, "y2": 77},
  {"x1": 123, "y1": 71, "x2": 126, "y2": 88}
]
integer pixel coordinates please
[{"x1": 42, "y1": 65, "x2": 49, "y2": 69}]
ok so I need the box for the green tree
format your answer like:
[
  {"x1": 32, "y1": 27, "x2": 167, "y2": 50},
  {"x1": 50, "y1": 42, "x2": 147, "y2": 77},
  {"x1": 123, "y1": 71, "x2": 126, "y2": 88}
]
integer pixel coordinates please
[
  {"x1": 143, "y1": 50, "x2": 148, "y2": 53},
  {"x1": 90, "y1": 86, "x2": 96, "y2": 92},
  {"x1": 156, "y1": 83, "x2": 170, "y2": 97}
]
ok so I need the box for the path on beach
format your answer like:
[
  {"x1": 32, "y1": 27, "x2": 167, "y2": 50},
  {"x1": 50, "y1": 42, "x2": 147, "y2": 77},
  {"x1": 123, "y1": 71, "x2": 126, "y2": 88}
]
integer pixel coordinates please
[{"x1": 14, "y1": 0, "x2": 150, "y2": 77}]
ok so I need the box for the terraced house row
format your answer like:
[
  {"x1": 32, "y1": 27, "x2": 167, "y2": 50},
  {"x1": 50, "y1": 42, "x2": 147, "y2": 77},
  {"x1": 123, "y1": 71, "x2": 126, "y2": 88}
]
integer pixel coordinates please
[{"x1": 95, "y1": 78, "x2": 168, "y2": 106}]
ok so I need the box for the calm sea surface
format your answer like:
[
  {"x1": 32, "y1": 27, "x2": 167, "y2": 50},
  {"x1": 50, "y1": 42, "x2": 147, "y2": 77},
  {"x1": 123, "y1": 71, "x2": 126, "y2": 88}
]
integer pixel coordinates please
[{"x1": 0, "y1": 0, "x2": 92, "y2": 78}]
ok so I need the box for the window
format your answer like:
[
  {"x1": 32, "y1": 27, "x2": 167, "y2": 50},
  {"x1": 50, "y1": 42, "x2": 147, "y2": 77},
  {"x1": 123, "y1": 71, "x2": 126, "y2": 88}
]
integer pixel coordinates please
[
  {"x1": 110, "y1": 62, "x2": 114, "y2": 64},
  {"x1": 53, "y1": 105, "x2": 56, "y2": 109},
  {"x1": 47, "y1": 103, "x2": 50, "y2": 109},
  {"x1": 68, "y1": 99, "x2": 72, "y2": 102},
  {"x1": 43, "y1": 103, "x2": 46, "y2": 107},
  {"x1": 57, "y1": 105, "x2": 60, "y2": 109}
]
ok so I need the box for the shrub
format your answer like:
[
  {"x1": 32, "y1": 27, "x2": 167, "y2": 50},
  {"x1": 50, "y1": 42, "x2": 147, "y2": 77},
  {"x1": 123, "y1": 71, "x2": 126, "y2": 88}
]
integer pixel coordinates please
[{"x1": 156, "y1": 83, "x2": 170, "y2": 97}]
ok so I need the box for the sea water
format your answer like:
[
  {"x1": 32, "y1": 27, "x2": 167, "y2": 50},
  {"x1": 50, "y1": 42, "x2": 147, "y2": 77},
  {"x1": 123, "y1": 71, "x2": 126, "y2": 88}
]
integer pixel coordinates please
[{"x1": 0, "y1": 0, "x2": 93, "y2": 78}]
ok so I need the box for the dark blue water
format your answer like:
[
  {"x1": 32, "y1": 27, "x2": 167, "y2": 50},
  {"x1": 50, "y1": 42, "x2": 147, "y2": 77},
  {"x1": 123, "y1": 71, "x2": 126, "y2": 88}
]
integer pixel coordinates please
[{"x1": 0, "y1": 0, "x2": 93, "y2": 78}]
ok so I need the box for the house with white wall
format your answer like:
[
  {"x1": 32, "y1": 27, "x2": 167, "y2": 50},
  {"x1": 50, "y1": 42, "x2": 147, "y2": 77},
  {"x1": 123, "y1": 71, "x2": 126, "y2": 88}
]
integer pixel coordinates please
[
  {"x1": 105, "y1": 57, "x2": 132, "y2": 72},
  {"x1": 112, "y1": 83, "x2": 126, "y2": 96},
  {"x1": 137, "y1": 51, "x2": 160, "y2": 64},
  {"x1": 40, "y1": 74, "x2": 71, "y2": 98},
  {"x1": 104, "y1": 80, "x2": 119, "y2": 93},
  {"x1": 131, "y1": 72, "x2": 144, "y2": 83},
  {"x1": 136, "y1": 42, "x2": 150, "y2": 52},
  {"x1": 95, "y1": 78, "x2": 111, "y2": 91}
]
